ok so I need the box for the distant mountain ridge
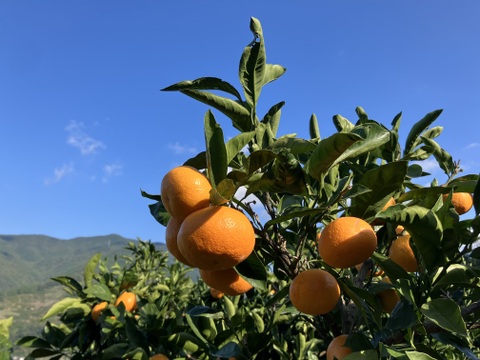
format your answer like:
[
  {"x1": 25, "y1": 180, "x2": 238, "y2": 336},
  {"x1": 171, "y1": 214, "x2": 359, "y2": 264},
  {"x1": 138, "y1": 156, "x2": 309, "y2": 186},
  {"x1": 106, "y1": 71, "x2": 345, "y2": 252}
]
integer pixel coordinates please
[{"x1": 0, "y1": 234, "x2": 166, "y2": 295}]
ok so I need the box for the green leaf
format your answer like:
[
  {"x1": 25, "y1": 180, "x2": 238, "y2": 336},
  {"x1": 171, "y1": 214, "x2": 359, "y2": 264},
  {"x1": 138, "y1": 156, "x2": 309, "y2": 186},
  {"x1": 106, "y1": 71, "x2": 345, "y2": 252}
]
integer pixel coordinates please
[
  {"x1": 210, "y1": 178, "x2": 236, "y2": 205},
  {"x1": 225, "y1": 130, "x2": 256, "y2": 166},
  {"x1": 473, "y1": 176, "x2": 480, "y2": 216},
  {"x1": 26, "y1": 348, "x2": 60, "y2": 358},
  {"x1": 51, "y1": 276, "x2": 84, "y2": 297},
  {"x1": 404, "y1": 109, "x2": 443, "y2": 156},
  {"x1": 349, "y1": 161, "x2": 408, "y2": 221},
  {"x1": 15, "y1": 336, "x2": 52, "y2": 349},
  {"x1": 0, "y1": 318, "x2": 12, "y2": 339},
  {"x1": 261, "y1": 101, "x2": 285, "y2": 140},
  {"x1": 268, "y1": 136, "x2": 317, "y2": 155},
  {"x1": 340, "y1": 123, "x2": 391, "y2": 161},
  {"x1": 42, "y1": 297, "x2": 82, "y2": 321},
  {"x1": 84, "y1": 283, "x2": 112, "y2": 302},
  {"x1": 211, "y1": 342, "x2": 242, "y2": 358},
  {"x1": 420, "y1": 137, "x2": 455, "y2": 176},
  {"x1": 371, "y1": 252, "x2": 410, "y2": 280},
  {"x1": 333, "y1": 114, "x2": 355, "y2": 132},
  {"x1": 84, "y1": 253, "x2": 101, "y2": 288},
  {"x1": 309, "y1": 113, "x2": 320, "y2": 139},
  {"x1": 304, "y1": 132, "x2": 363, "y2": 179},
  {"x1": 204, "y1": 110, "x2": 228, "y2": 187},
  {"x1": 263, "y1": 63, "x2": 286, "y2": 85},
  {"x1": 376, "y1": 205, "x2": 445, "y2": 271},
  {"x1": 179, "y1": 89, "x2": 251, "y2": 132},
  {"x1": 161, "y1": 76, "x2": 243, "y2": 101},
  {"x1": 235, "y1": 251, "x2": 267, "y2": 291},
  {"x1": 420, "y1": 298, "x2": 468, "y2": 339},
  {"x1": 100, "y1": 343, "x2": 129, "y2": 360},
  {"x1": 239, "y1": 17, "x2": 266, "y2": 108},
  {"x1": 405, "y1": 351, "x2": 437, "y2": 360}
]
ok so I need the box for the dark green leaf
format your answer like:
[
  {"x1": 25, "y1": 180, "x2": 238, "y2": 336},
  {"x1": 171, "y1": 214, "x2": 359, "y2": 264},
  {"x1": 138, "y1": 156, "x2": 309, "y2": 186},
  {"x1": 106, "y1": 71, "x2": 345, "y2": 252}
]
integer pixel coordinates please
[
  {"x1": 420, "y1": 298, "x2": 468, "y2": 339},
  {"x1": 421, "y1": 137, "x2": 455, "y2": 176},
  {"x1": 211, "y1": 341, "x2": 242, "y2": 358},
  {"x1": 27, "y1": 348, "x2": 60, "y2": 358},
  {"x1": 179, "y1": 89, "x2": 251, "y2": 132},
  {"x1": 225, "y1": 130, "x2": 256, "y2": 166},
  {"x1": 377, "y1": 205, "x2": 445, "y2": 271},
  {"x1": 239, "y1": 17, "x2": 266, "y2": 108},
  {"x1": 473, "y1": 176, "x2": 480, "y2": 216},
  {"x1": 349, "y1": 161, "x2": 408, "y2": 220},
  {"x1": 15, "y1": 336, "x2": 52, "y2": 349},
  {"x1": 309, "y1": 113, "x2": 320, "y2": 139},
  {"x1": 263, "y1": 64, "x2": 286, "y2": 86},
  {"x1": 161, "y1": 76, "x2": 243, "y2": 101},
  {"x1": 404, "y1": 109, "x2": 443, "y2": 156},
  {"x1": 51, "y1": 277, "x2": 84, "y2": 297},
  {"x1": 371, "y1": 252, "x2": 410, "y2": 280},
  {"x1": 84, "y1": 283, "x2": 112, "y2": 302},
  {"x1": 147, "y1": 201, "x2": 170, "y2": 226},
  {"x1": 333, "y1": 114, "x2": 354, "y2": 132},
  {"x1": 304, "y1": 132, "x2": 362, "y2": 179},
  {"x1": 235, "y1": 251, "x2": 267, "y2": 291},
  {"x1": 204, "y1": 110, "x2": 228, "y2": 187}
]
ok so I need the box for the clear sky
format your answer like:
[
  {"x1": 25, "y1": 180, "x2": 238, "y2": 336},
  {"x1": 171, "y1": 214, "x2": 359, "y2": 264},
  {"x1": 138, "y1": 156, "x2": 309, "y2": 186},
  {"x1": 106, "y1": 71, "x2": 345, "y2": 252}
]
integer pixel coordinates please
[{"x1": 1, "y1": 1, "x2": 479, "y2": 243}]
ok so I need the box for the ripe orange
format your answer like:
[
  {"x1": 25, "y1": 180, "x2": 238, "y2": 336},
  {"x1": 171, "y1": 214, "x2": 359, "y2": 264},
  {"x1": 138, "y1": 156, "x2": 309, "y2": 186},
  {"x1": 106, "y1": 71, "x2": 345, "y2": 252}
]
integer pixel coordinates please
[
  {"x1": 165, "y1": 216, "x2": 194, "y2": 267},
  {"x1": 161, "y1": 166, "x2": 212, "y2": 220},
  {"x1": 377, "y1": 277, "x2": 400, "y2": 313},
  {"x1": 209, "y1": 287, "x2": 224, "y2": 299},
  {"x1": 326, "y1": 334, "x2": 352, "y2": 360},
  {"x1": 91, "y1": 301, "x2": 108, "y2": 322},
  {"x1": 318, "y1": 217, "x2": 377, "y2": 269},
  {"x1": 150, "y1": 355, "x2": 169, "y2": 360},
  {"x1": 200, "y1": 268, "x2": 253, "y2": 296},
  {"x1": 443, "y1": 192, "x2": 473, "y2": 215},
  {"x1": 289, "y1": 269, "x2": 340, "y2": 315},
  {"x1": 115, "y1": 291, "x2": 137, "y2": 312},
  {"x1": 177, "y1": 206, "x2": 255, "y2": 271},
  {"x1": 388, "y1": 233, "x2": 417, "y2": 272}
]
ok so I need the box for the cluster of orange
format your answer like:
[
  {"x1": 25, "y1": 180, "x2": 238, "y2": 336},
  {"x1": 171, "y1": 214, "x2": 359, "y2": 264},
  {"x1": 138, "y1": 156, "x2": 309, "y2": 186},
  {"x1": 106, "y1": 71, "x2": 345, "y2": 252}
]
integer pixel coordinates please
[
  {"x1": 91, "y1": 291, "x2": 137, "y2": 322},
  {"x1": 289, "y1": 192, "x2": 473, "y2": 359},
  {"x1": 162, "y1": 166, "x2": 256, "y2": 297}
]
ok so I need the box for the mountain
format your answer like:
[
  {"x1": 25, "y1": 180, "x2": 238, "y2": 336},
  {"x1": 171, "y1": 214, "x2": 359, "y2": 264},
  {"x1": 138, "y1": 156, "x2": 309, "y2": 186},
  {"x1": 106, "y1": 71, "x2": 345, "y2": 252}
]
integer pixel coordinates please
[{"x1": 0, "y1": 234, "x2": 166, "y2": 295}]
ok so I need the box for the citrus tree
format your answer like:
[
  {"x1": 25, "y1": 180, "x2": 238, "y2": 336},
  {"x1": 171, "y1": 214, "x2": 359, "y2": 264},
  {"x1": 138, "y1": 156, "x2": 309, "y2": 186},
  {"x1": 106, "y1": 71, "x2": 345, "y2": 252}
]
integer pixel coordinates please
[
  {"x1": 17, "y1": 17, "x2": 480, "y2": 360},
  {"x1": 141, "y1": 17, "x2": 480, "y2": 359}
]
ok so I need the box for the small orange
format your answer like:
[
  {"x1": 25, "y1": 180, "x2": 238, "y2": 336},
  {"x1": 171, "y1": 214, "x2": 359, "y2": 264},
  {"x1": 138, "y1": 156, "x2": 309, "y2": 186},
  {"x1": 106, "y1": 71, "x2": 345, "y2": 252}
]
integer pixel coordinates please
[
  {"x1": 91, "y1": 301, "x2": 108, "y2": 322},
  {"x1": 150, "y1": 355, "x2": 169, "y2": 360},
  {"x1": 115, "y1": 291, "x2": 137, "y2": 312},
  {"x1": 289, "y1": 269, "x2": 340, "y2": 315},
  {"x1": 443, "y1": 192, "x2": 474, "y2": 215},
  {"x1": 161, "y1": 166, "x2": 212, "y2": 220},
  {"x1": 200, "y1": 268, "x2": 253, "y2": 296},
  {"x1": 177, "y1": 206, "x2": 255, "y2": 271},
  {"x1": 318, "y1": 217, "x2": 377, "y2": 268},
  {"x1": 377, "y1": 277, "x2": 400, "y2": 313},
  {"x1": 389, "y1": 233, "x2": 417, "y2": 272},
  {"x1": 326, "y1": 334, "x2": 352, "y2": 360},
  {"x1": 209, "y1": 287, "x2": 224, "y2": 299},
  {"x1": 165, "y1": 216, "x2": 194, "y2": 267}
]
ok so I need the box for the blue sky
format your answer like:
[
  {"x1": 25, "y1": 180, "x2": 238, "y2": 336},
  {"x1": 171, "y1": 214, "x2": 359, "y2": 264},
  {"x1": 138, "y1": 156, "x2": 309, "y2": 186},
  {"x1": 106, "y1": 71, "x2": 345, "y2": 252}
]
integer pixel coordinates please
[{"x1": 1, "y1": 1, "x2": 479, "y2": 243}]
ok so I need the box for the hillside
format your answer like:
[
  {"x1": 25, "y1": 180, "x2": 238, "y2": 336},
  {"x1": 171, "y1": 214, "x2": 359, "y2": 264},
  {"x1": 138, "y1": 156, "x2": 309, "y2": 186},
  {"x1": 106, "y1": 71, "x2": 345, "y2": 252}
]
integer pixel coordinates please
[{"x1": 0, "y1": 234, "x2": 166, "y2": 295}]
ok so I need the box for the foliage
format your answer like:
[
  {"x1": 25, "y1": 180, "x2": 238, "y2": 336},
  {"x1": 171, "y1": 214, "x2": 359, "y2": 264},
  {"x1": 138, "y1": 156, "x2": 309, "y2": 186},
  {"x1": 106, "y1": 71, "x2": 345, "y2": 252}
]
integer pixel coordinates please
[{"x1": 18, "y1": 17, "x2": 480, "y2": 359}]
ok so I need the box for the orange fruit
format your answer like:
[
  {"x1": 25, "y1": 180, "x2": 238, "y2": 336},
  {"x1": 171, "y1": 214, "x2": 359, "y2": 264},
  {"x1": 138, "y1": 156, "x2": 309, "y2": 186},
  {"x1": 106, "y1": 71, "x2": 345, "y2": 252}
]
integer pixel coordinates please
[
  {"x1": 161, "y1": 166, "x2": 212, "y2": 220},
  {"x1": 326, "y1": 334, "x2": 352, "y2": 360},
  {"x1": 318, "y1": 217, "x2": 377, "y2": 268},
  {"x1": 200, "y1": 268, "x2": 253, "y2": 296},
  {"x1": 388, "y1": 233, "x2": 417, "y2": 272},
  {"x1": 289, "y1": 269, "x2": 340, "y2": 315},
  {"x1": 115, "y1": 291, "x2": 137, "y2": 312},
  {"x1": 395, "y1": 225, "x2": 405, "y2": 235},
  {"x1": 177, "y1": 206, "x2": 255, "y2": 271},
  {"x1": 150, "y1": 355, "x2": 169, "y2": 360},
  {"x1": 91, "y1": 301, "x2": 108, "y2": 322},
  {"x1": 209, "y1": 287, "x2": 224, "y2": 299},
  {"x1": 377, "y1": 276, "x2": 400, "y2": 313},
  {"x1": 165, "y1": 216, "x2": 194, "y2": 267},
  {"x1": 443, "y1": 192, "x2": 473, "y2": 215}
]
